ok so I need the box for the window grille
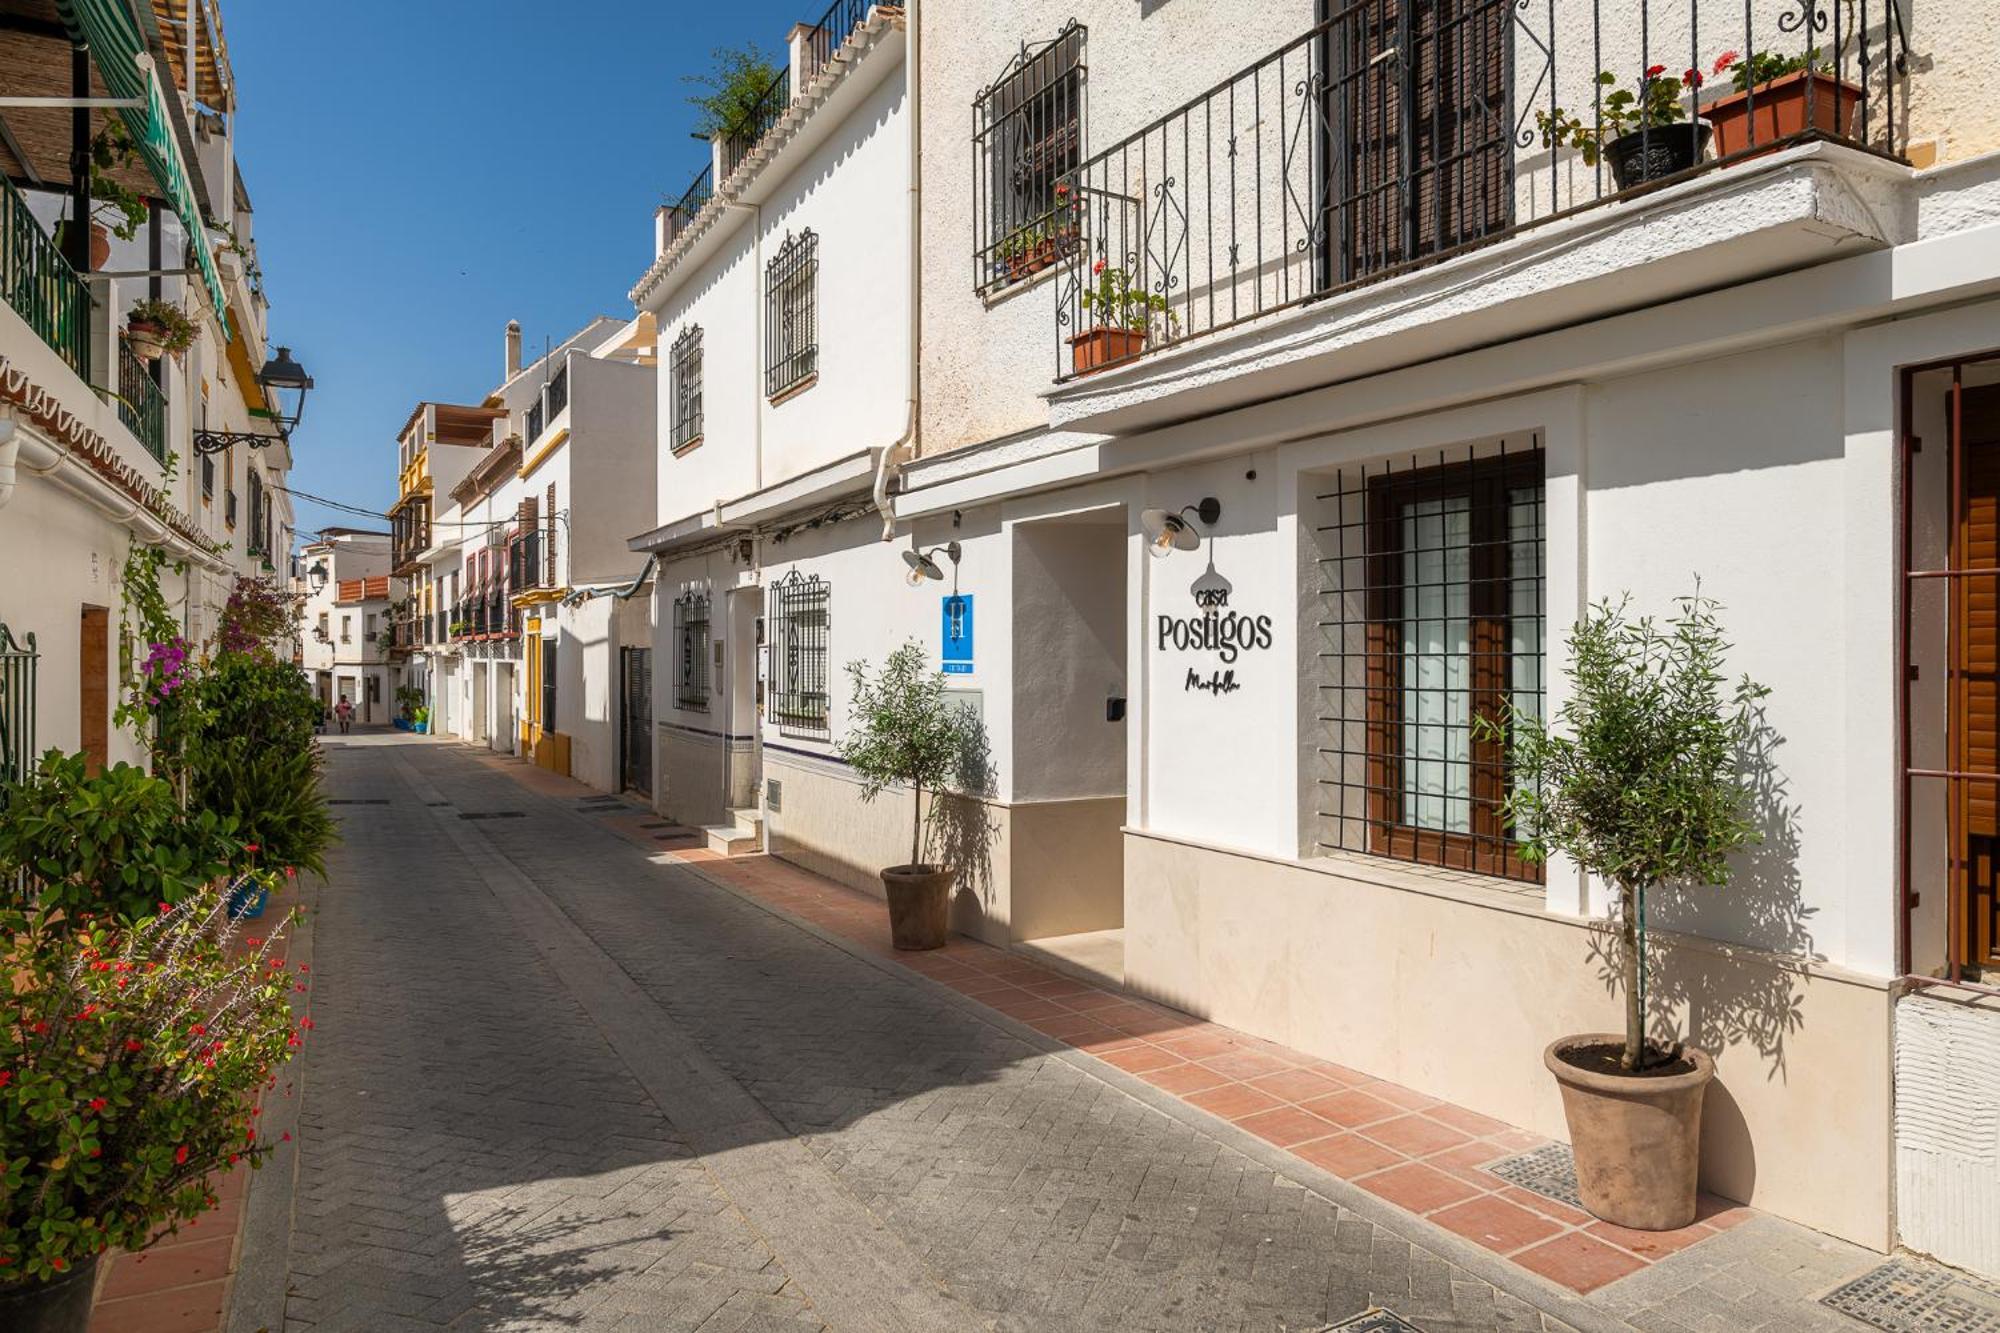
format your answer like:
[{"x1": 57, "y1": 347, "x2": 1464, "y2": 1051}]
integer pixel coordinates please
[
  {"x1": 1312, "y1": 440, "x2": 1545, "y2": 881},
  {"x1": 526, "y1": 398, "x2": 545, "y2": 444},
  {"x1": 671, "y1": 324, "x2": 704, "y2": 451},
  {"x1": 200, "y1": 451, "x2": 213, "y2": 498},
  {"x1": 973, "y1": 23, "x2": 1086, "y2": 296},
  {"x1": 673, "y1": 591, "x2": 711, "y2": 710},
  {"x1": 765, "y1": 230, "x2": 818, "y2": 398},
  {"x1": 0, "y1": 622, "x2": 38, "y2": 788},
  {"x1": 766, "y1": 571, "x2": 829, "y2": 738},
  {"x1": 546, "y1": 363, "x2": 568, "y2": 421}
]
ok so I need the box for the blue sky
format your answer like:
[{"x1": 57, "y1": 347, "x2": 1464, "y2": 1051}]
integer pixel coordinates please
[{"x1": 227, "y1": 1, "x2": 799, "y2": 543}]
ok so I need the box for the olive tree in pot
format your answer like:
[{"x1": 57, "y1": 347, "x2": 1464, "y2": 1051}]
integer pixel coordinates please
[
  {"x1": 839, "y1": 640, "x2": 978, "y2": 951},
  {"x1": 1483, "y1": 592, "x2": 1765, "y2": 1230}
]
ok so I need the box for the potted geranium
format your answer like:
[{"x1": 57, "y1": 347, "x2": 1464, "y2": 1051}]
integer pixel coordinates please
[
  {"x1": 1701, "y1": 48, "x2": 1861, "y2": 160},
  {"x1": 838, "y1": 640, "x2": 978, "y2": 950},
  {"x1": 1070, "y1": 260, "x2": 1172, "y2": 375},
  {"x1": 1482, "y1": 593, "x2": 1765, "y2": 1230},
  {"x1": 0, "y1": 885, "x2": 305, "y2": 1329},
  {"x1": 123, "y1": 299, "x2": 198, "y2": 363},
  {"x1": 1537, "y1": 66, "x2": 1712, "y2": 189}
]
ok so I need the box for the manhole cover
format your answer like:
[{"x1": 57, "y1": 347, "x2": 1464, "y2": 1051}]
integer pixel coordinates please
[
  {"x1": 328, "y1": 798, "x2": 389, "y2": 806},
  {"x1": 458, "y1": 811, "x2": 526, "y2": 821},
  {"x1": 1823, "y1": 1258, "x2": 2000, "y2": 1332},
  {"x1": 1321, "y1": 1311, "x2": 1425, "y2": 1332},
  {"x1": 1486, "y1": 1143, "x2": 1582, "y2": 1210}
]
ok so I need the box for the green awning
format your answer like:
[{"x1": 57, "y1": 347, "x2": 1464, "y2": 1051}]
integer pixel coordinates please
[{"x1": 54, "y1": 0, "x2": 229, "y2": 324}]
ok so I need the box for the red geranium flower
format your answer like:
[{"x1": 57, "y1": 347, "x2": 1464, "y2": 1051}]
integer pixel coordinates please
[
  {"x1": 1645, "y1": 63, "x2": 1667, "y2": 78},
  {"x1": 1713, "y1": 50, "x2": 1741, "y2": 75}
]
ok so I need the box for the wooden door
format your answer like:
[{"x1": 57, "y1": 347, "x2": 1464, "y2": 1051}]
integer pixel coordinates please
[
  {"x1": 78, "y1": 606, "x2": 108, "y2": 773},
  {"x1": 1955, "y1": 385, "x2": 2000, "y2": 972}
]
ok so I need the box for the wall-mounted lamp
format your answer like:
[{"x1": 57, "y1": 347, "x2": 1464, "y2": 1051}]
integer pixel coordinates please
[
  {"x1": 1140, "y1": 497, "x2": 1221, "y2": 559},
  {"x1": 902, "y1": 540, "x2": 962, "y2": 588},
  {"x1": 307, "y1": 559, "x2": 329, "y2": 593}
]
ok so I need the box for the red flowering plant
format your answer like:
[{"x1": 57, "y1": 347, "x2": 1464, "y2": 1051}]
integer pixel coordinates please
[
  {"x1": 1536, "y1": 64, "x2": 1698, "y2": 166},
  {"x1": 0, "y1": 883, "x2": 307, "y2": 1288}
]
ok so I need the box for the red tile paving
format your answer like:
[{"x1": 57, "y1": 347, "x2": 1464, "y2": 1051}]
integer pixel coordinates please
[
  {"x1": 88, "y1": 1159, "x2": 254, "y2": 1332},
  {"x1": 489, "y1": 755, "x2": 1762, "y2": 1298},
  {"x1": 644, "y1": 836, "x2": 1757, "y2": 1295}
]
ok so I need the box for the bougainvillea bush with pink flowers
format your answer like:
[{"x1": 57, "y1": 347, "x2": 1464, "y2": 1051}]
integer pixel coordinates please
[{"x1": 0, "y1": 885, "x2": 308, "y2": 1287}]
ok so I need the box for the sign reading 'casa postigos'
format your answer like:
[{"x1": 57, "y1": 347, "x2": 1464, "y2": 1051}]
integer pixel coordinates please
[{"x1": 1157, "y1": 563, "x2": 1272, "y2": 695}]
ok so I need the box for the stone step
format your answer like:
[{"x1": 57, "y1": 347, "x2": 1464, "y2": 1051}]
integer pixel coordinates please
[{"x1": 703, "y1": 824, "x2": 760, "y2": 856}]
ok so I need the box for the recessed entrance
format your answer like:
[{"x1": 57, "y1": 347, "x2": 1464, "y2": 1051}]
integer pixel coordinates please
[{"x1": 1007, "y1": 508, "x2": 1128, "y2": 976}]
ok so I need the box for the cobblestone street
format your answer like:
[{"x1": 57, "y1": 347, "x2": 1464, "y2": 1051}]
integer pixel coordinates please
[{"x1": 228, "y1": 734, "x2": 1885, "y2": 1333}]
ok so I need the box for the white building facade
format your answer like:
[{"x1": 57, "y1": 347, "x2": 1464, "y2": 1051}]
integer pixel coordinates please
[
  {"x1": 296, "y1": 530, "x2": 398, "y2": 725},
  {"x1": 623, "y1": 0, "x2": 2000, "y2": 1274},
  {"x1": 0, "y1": 0, "x2": 301, "y2": 779}
]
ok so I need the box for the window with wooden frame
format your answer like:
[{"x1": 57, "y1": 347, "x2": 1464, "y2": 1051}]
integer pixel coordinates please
[
  {"x1": 972, "y1": 23, "x2": 1086, "y2": 296},
  {"x1": 765, "y1": 230, "x2": 818, "y2": 399},
  {"x1": 671, "y1": 324, "x2": 704, "y2": 453},
  {"x1": 1313, "y1": 441, "x2": 1544, "y2": 881}
]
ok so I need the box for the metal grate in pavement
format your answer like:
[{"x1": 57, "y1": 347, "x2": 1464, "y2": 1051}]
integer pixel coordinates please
[
  {"x1": 1822, "y1": 1258, "x2": 2000, "y2": 1332},
  {"x1": 458, "y1": 811, "x2": 527, "y2": 821},
  {"x1": 1321, "y1": 1310, "x2": 1426, "y2": 1332},
  {"x1": 328, "y1": 798, "x2": 390, "y2": 805},
  {"x1": 1486, "y1": 1142, "x2": 1583, "y2": 1210}
]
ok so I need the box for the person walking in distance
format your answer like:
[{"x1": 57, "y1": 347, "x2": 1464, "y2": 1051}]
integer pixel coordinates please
[{"x1": 334, "y1": 694, "x2": 355, "y2": 735}]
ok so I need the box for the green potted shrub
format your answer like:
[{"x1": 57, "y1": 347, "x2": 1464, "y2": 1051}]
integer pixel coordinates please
[
  {"x1": 1070, "y1": 260, "x2": 1173, "y2": 375},
  {"x1": 838, "y1": 640, "x2": 979, "y2": 950},
  {"x1": 1536, "y1": 66, "x2": 1712, "y2": 189},
  {"x1": 0, "y1": 885, "x2": 306, "y2": 1330},
  {"x1": 123, "y1": 299, "x2": 198, "y2": 363},
  {"x1": 1483, "y1": 593, "x2": 1766, "y2": 1230}
]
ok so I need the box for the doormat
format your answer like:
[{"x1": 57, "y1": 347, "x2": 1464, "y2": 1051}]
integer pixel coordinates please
[
  {"x1": 1320, "y1": 1311, "x2": 1424, "y2": 1332},
  {"x1": 1485, "y1": 1143, "x2": 1583, "y2": 1211},
  {"x1": 1822, "y1": 1258, "x2": 2000, "y2": 1333}
]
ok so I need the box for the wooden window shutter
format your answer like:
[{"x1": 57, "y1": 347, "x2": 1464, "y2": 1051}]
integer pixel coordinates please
[{"x1": 546, "y1": 482, "x2": 558, "y2": 584}]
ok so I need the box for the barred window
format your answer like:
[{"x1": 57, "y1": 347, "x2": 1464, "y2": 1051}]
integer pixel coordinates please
[
  {"x1": 1314, "y1": 441, "x2": 1545, "y2": 881},
  {"x1": 765, "y1": 230, "x2": 818, "y2": 398},
  {"x1": 973, "y1": 24, "x2": 1086, "y2": 296},
  {"x1": 766, "y1": 571, "x2": 828, "y2": 738},
  {"x1": 673, "y1": 591, "x2": 711, "y2": 710},
  {"x1": 671, "y1": 324, "x2": 704, "y2": 453}
]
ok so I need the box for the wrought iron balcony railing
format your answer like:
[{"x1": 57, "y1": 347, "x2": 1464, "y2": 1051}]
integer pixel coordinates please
[
  {"x1": 0, "y1": 176, "x2": 91, "y2": 382},
  {"x1": 1053, "y1": 0, "x2": 1910, "y2": 381},
  {"x1": 721, "y1": 68, "x2": 792, "y2": 178},
  {"x1": 545, "y1": 363, "x2": 568, "y2": 422},
  {"x1": 116, "y1": 336, "x2": 166, "y2": 462}
]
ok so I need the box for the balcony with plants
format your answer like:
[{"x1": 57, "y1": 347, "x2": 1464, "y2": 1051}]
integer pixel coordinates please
[{"x1": 1047, "y1": 0, "x2": 1914, "y2": 399}]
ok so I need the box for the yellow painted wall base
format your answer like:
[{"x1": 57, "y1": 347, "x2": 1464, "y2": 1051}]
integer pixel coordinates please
[{"x1": 533, "y1": 731, "x2": 571, "y2": 777}]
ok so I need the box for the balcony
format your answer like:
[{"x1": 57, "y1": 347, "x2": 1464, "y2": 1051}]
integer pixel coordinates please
[
  {"x1": 0, "y1": 174, "x2": 91, "y2": 381},
  {"x1": 1050, "y1": 1, "x2": 1911, "y2": 386},
  {"x1": 115, "y1": 337, "x2": 166, "y2": 463},
  {"x1": 512, "y1": 528, "x2": 545, "y2": 592}
]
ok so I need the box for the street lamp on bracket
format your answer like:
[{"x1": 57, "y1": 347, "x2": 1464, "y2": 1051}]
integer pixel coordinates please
[{"x1": 193, "y1": 346, "x2": 314, "y2": 455}]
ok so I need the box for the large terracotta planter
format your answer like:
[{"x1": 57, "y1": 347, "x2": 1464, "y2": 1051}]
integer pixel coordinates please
[
  {"x1": 1702, "y1": 70, "x2": 1864, "y2": 160},
  {"x1": 1604, "y1": 123, "x2": 1712, "y2": 190},
  {"x1": 1068, "y1": 326, "x2": 1147, "y2": 376},
  {"x1": 0, "y1": 1255, "x2": 102, "y2": 1333},
  {"x1": 880, "y1": 864, "x2": 954, "y2": 951},
  {"x1": 1545, "y1": 1034, "x2": 1715, "y2": 1231}
]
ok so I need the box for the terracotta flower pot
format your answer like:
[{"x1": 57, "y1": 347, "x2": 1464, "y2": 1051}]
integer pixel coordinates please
[
  {"x1": 1545, "y1": 1034, "x2": 1716, "y2": 1230},
  {"x1": 1067, "y1": 326, "x2": 1147, "y2": 376},
  {"x1": 0, "y1": 1255, "x2": 102, "y2": 1333},
  {"x1": 880, "y1": 864, "x2": 954, "y2": 950},
  {"x1": 1702, "y1": 70, "x2": 1864, "y2": 161},
  {"x1": 1604, "y1": 123, "x2": 1712, "y2": 190},
  {"x1": 126, "y1": 320, "x2": 166, "y2": 362},
  {"x1": 89, "y1": 222, "x2": 111, "y2": 271}
]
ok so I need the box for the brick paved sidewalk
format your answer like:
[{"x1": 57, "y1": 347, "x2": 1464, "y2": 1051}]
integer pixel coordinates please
[{"x1": 454, "y1": 740, "x2": 1892, "y2": 1333}]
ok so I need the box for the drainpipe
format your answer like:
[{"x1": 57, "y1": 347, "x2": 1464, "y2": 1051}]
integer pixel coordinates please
[
  {"x1": 874, "y1": 2, "x2": 921, "y2": 542},
  {"x1": 720, "y1": 197, "x2": 765, "y2": 494}
]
